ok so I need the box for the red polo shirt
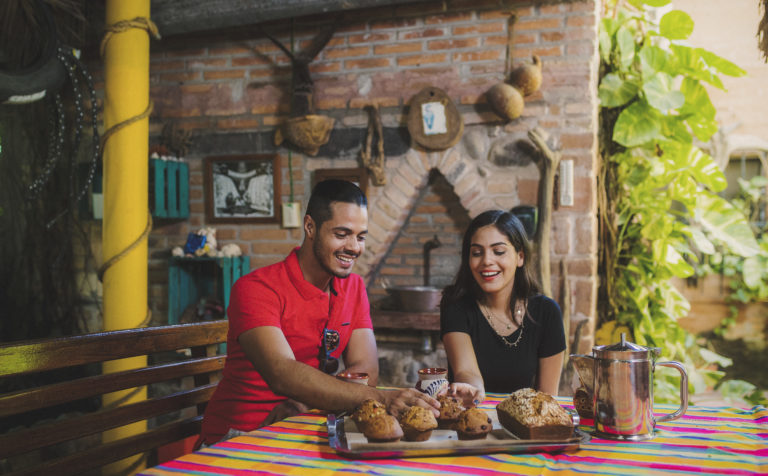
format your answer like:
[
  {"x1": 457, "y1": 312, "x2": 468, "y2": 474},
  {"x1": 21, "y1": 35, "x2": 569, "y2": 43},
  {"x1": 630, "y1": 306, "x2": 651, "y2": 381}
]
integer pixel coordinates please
[{"x1": 200, "y1": 248, "x2": 372, "y2": 444}]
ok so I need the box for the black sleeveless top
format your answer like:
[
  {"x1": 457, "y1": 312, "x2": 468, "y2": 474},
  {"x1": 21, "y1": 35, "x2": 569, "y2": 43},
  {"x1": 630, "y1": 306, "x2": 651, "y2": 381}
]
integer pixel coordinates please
[{"x1": 440, "y1": 294, "x2": 566, "y2": 393}]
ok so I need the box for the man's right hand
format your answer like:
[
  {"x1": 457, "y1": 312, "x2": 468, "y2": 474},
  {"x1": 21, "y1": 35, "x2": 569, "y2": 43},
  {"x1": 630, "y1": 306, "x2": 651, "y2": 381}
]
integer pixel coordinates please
[{"x1": 378, "y1": 388, "x2": 440, "y2": 419}]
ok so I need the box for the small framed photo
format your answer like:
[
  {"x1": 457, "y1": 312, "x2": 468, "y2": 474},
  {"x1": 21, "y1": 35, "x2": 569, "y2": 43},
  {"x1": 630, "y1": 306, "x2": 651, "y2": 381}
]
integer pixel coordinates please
[
  {"x1": 313, "y1": 168, "x2": 368, "y2": 196},
  {"x1": 421, "y1": 101, "x2": 447, "y2": 135},
  {"x1": 204, "y1": 154, "x2": 281, "y2": 224}
]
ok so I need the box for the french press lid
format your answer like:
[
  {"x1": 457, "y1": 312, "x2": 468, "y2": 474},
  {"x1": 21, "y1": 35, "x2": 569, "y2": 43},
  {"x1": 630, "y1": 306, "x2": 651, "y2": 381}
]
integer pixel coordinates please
[{"x1": 593, "y1": 333, "x2": 661, "y2": 360}]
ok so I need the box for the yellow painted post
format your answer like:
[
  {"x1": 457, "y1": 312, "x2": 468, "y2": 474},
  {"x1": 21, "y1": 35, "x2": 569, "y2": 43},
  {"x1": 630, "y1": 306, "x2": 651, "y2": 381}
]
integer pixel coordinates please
[{"x1": 102, "y1": 0, "x2": 150, "y2": 473}]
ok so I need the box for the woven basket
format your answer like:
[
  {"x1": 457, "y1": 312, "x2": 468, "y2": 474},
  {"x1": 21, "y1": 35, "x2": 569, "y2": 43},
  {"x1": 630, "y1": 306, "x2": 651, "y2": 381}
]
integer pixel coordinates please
[{"x1": 277, "y1": 114, "x2": 335, "y2": 156}]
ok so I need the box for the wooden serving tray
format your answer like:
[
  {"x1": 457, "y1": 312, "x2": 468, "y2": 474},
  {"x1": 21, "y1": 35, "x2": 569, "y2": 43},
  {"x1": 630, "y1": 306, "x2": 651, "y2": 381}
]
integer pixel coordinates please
[{"x1": 327, "y1": 409, "x2": 588, "y2": 459}]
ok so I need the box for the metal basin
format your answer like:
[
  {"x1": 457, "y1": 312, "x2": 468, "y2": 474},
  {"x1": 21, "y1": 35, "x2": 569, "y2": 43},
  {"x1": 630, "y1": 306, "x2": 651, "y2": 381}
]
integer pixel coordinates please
[{"x1": 386, "y1": 286, "x2": 442, "y2": 312}]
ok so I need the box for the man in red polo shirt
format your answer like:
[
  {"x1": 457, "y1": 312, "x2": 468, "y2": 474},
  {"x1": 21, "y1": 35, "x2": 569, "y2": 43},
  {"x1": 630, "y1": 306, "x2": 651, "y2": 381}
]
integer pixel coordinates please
[{"x1": 201, "y1": 180, "x2": 441, "y2": 445}]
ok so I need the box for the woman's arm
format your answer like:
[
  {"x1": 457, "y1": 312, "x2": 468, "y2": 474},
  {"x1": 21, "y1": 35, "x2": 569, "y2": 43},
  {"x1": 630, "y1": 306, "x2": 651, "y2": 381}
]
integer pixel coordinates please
[
  {"x1": 442, "y1": 331, "x2": 485, "y2": 406},
  {"x1": 536, "y1": 351, "x2": 564, "y2": 395}
]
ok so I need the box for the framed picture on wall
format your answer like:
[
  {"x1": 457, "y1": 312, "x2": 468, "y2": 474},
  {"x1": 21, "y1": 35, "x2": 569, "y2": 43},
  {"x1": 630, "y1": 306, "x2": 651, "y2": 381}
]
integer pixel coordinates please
[
  {"x1": 313, "y1": 167, "x2": 368, "y2": 196},
  {"x1": 204, "y1": 154, "x2": 281, "y2": 224}
]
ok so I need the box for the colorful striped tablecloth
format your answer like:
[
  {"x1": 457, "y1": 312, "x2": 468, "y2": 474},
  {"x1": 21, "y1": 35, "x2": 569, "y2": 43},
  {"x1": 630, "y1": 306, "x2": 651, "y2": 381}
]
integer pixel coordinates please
[{"x1": 141, "y1": 394, "x2": 768, "y2": 475}]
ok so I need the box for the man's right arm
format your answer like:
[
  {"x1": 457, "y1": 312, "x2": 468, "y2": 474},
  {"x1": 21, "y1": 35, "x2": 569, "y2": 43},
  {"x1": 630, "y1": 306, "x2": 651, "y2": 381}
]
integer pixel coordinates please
[{"x1": 239, "y1": 326, "x2": 440, "y2": 419}]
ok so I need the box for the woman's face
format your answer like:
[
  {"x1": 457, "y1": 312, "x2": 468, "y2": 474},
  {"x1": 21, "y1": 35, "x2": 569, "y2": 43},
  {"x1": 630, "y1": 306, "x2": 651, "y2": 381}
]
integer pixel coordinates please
[{"x1": 468, "y1": 224, "x2": 524, "y2": 298}]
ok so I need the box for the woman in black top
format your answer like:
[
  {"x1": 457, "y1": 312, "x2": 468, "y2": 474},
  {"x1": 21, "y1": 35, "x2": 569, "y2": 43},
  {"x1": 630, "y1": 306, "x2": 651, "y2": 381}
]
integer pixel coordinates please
[{"x1": 440, "y1": 210, "x2": 566, "y2": 403}]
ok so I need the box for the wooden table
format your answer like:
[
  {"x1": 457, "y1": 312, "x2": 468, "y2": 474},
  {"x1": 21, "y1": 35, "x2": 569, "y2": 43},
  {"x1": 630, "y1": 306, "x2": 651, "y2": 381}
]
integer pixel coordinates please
[{"x1": 139, "y1": 394, "x2": 768, "y2": 475}]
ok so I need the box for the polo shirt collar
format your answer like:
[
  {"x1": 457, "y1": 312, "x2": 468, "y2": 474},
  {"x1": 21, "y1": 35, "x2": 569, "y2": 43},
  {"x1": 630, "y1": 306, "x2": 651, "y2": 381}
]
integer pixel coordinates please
[{"x1": 285, "y1": 247, "x2": 339, "y2": 300}]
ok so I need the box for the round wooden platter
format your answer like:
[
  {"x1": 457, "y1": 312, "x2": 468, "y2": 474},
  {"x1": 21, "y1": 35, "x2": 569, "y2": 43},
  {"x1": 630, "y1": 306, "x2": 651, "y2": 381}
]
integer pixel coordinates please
[{"x1": 406, "y1": 87, "x2": 464, "y2": 151}]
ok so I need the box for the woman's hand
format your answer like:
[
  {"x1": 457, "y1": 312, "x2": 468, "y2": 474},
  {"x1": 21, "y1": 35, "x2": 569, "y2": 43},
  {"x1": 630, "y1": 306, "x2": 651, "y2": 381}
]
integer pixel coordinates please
[{"x1": 449, "y1": 382, "x2": 485, "y2": 408}]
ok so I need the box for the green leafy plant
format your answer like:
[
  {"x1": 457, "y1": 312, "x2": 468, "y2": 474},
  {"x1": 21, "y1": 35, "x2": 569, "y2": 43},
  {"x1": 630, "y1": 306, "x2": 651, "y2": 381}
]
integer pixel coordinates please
[
  {"x1": 696, "y1": 176, "x2": 768, "y2": 330},
  {"x1": 598, "y1": 0, "x2": 761, "y2": 403}
]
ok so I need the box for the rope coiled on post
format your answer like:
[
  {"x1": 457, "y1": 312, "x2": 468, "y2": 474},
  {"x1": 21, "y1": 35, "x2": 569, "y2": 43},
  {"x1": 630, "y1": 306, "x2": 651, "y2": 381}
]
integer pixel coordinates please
[{"x1": 98, "y1": 15, "x2": 160, "y2": 328}]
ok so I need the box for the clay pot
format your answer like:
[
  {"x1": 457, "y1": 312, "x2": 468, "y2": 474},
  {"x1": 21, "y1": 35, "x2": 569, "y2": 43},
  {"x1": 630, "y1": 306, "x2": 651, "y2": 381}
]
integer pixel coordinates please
[
  {"x1": 386, "y1": 286, "x2": 442, "y2": 312},
  {"x1": 486, "y1": 83, "x2": 524, "y2": 121},
  {"x1": 337, "y1": 372, "x2": 369, "y2": 385},
  {"x1": 509, "y1": 55, "x2": 542, "y2": 96}
]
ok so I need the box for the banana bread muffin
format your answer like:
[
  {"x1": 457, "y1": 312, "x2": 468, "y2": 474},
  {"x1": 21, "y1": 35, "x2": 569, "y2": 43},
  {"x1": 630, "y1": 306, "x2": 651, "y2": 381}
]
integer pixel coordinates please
[
  {"x1": 455, "y1": 408, "x2": 492, "y2": 440},
  {"x1": 436, "y1": 394, "x2": 465, "y2": 429},
  {"x1": 399, "y1": 406, "x2": 438, "y2": 442},
  {"x1": 351, "y1": 399, "x2": 386, "y2": 432},
  {"x1": 361, "y1": 413, "x2": 404, "y2": 443}
]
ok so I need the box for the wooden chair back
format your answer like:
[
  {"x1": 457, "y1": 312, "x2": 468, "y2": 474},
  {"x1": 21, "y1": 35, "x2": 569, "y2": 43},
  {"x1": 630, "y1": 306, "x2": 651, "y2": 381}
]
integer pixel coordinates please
[{"x1": 0, "y1": 320, "x2": 228, "y2": 476}]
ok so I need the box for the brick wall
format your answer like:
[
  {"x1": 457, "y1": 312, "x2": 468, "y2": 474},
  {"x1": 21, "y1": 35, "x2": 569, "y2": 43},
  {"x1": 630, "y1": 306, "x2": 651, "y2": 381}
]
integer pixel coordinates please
[
  {"x1": 370, "y1": 169, "x2": 471, "y2": 307},
  {"x1": 95, "y1": 0, "x2": 600, "y2": 345}
]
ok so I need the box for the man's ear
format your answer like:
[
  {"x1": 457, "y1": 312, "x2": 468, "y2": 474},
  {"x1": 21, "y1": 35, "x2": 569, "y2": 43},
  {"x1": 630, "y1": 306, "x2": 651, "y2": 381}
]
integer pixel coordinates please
[{"x1": 304, "y1": 215, "x2": 315, "y2": 239}]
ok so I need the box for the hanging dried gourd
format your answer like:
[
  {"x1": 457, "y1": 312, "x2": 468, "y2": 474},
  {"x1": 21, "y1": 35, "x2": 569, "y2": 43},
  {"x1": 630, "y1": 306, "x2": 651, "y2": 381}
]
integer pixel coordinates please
[
  {"x1": 486, "y1": 13, "x2": 525, "y2": 122},
  {"x1": 486, "y1": 83, "x2": 525, "y2": 121},
  {"x1": 509, "y1": 55, "x2": 542, "y2": 96}
]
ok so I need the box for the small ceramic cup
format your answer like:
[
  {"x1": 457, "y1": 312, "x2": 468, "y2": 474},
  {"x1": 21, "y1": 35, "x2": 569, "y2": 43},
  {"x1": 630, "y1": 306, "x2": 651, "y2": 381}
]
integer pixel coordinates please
[
  {"x1": 416, "y1": 367, "x2": 449, "y2": 396},
  {"x1": 336, "y1": 371, "x2": 369, "y2": 385}
]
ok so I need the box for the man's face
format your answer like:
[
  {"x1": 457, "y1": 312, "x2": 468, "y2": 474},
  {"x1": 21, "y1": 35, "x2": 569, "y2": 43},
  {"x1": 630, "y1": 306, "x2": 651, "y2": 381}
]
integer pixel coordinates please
[{"x1": 311, "y1": 202, "x2": 368, "y2": 279}]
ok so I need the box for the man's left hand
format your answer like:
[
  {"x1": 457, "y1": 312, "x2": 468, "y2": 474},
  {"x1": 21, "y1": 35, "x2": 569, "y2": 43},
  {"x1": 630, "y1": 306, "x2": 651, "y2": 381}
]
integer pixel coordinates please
[{"x1": 261, "y1": 398, "x2": 310, "y2": 427}]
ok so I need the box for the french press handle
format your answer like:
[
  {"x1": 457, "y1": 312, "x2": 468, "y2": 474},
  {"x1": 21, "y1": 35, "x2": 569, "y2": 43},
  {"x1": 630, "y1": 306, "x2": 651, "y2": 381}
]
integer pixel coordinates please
[{"x1": 654, "y1": 361, "x2": 689, "y2": 423}]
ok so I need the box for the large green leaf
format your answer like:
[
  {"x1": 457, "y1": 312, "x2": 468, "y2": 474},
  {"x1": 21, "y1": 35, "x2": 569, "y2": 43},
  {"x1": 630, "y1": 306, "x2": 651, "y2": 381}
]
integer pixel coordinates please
[
  {"x1": 599, "y1": 73, "x2": 640, "y2": 107},
  {"x1": 659, "y1": 10, "x2": 694, "y2": 40},
  {"x1": 689, "y1": 226, "x2": 715, "y2": 254},
  {"x1": 671, "y1": 44, "x2": 726, "y2": 90},
  {"x1": 663, "y1": 116, "x2": 692, "y2": 143},
  {"x1": 686, "y1": 115, "x2": 719, "y2": 142},
  {"x1": 643, "y1": 72, "x2": 685, "y2": 111},
  {"x1": 662, "y1": 281, "x2": 691, "y2": 319},
  {"x1": 696, "y1": 48, "x2": 747, "y2": 77},
  {"x1": 680, "y1": 77, "x2": 716, "y2": 120},
  {"x1": 617, "y1": 26, "x2": 636, "y2": 69},
  {"x1": 602, "y1": 17, "x2": 620, "y2": 36},
  {"x1": 613, "y1": 101, "x2": 664, "y2": 146},
  {"x1": 639, "y1": 45, "x2": 672, "y2": 76},
  {"x1": 697, "y1": 193, "x2": 760, "y2": 257},
  {"x1": 599, "y1": 29, "x2": 613, "y2": 63},
  {"x1": 742, "y1": 256, "x2": 763, "y2": 289},
  {"x1": 664, "y1": 142, "x2": 727, "y2": 191},
  {"x1": 699, "y1": 348, "x2": 733, "y2": 367},
  {"x1": 666, "y1": 244, "x2": 695, "y2": 277}
]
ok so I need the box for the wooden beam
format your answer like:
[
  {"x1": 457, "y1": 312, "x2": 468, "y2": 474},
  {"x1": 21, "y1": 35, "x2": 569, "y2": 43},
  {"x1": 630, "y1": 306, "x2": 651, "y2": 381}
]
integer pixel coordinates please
[{"x1": 151, "y1": 0, "x2": 433, "y2": 36}]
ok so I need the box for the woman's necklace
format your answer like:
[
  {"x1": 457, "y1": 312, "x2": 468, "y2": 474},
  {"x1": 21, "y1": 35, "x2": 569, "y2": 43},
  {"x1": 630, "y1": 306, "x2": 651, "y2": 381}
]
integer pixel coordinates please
[{"x1": 479, "y1": 300, "x2": 525, "y2": 347}]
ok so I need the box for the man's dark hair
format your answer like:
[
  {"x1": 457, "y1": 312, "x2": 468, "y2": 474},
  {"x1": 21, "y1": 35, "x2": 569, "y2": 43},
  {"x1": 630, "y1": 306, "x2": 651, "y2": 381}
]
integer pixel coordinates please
[{"x1": 306, "y1": 179, "x2": 367, "y2": 230}]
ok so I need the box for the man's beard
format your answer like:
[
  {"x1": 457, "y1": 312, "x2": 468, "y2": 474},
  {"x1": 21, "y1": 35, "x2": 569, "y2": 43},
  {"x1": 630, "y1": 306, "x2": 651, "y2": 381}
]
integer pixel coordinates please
[{"x1": 313, "y1": 238, "x2": 356, "y2": 279}]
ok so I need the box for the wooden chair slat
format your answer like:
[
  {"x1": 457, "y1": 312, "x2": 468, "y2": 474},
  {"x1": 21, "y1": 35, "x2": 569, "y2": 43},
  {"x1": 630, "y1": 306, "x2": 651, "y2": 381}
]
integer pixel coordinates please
[
  {"x1": 0, "y1": 384, "x2": 216, "y2": 458},
  {"x1": 0, "y1": 355, "x2": 224, "y2": 418},
  {"x1": 7, "y1": 416, "x2": 203, "y2": 476},
  {"x1": 0, "y1": 320, "x2": 228, "y2": 377}
]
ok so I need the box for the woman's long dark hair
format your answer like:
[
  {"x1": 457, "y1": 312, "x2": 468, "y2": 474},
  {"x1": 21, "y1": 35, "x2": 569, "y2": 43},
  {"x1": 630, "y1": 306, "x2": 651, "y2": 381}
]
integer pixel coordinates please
[{"x1": 441, "y1": 210, "x2": 540, "y2": 323}]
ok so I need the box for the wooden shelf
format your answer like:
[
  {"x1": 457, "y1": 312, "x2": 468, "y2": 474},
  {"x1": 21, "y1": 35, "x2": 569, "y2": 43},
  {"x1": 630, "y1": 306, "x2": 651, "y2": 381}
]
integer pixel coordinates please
[
  {"x1": 167, "y1": 256, "x2": 250, "y2": 325},
  {"x1": 371, "y1": 310, "x2": 440, "y2": 331}
]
